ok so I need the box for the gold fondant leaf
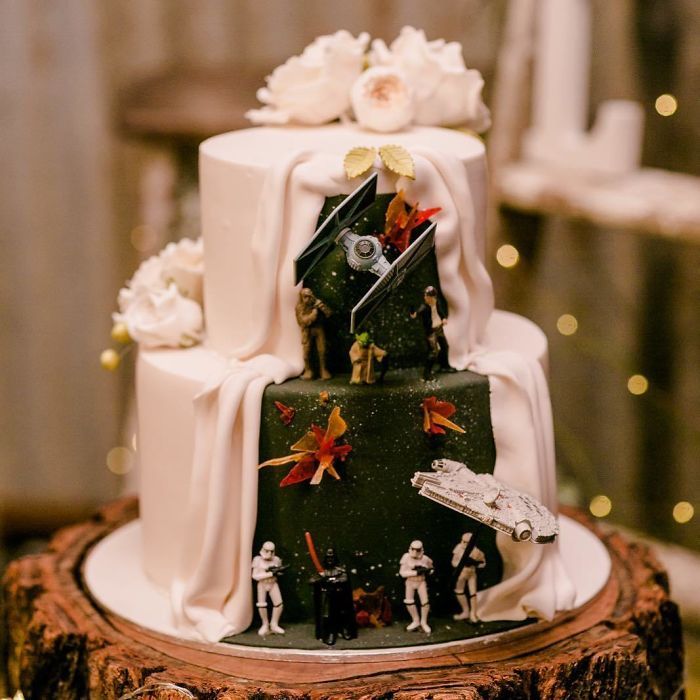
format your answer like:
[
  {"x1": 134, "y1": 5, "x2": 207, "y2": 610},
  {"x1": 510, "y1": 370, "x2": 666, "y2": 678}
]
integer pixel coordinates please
[
  {"x1": 291, "y1": 431, "x2": 318, "y2": 452},
  {"x1": 379, "y1": 144, "x2": 415, "y2": 179},
  {"x1": 430, "y1": 412, "x2": 466, "y2": 434},
  {"x1": 325, "y1": 406, "x2": 347, "y2": 440},
  {"x1": 344, "y1": 146, "x2": 377, "y2": 179}
]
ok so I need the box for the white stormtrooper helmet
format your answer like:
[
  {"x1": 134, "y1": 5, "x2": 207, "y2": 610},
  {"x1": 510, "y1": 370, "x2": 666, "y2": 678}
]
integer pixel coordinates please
[
  {"x1": 260, "y1": 541, "x2": 275, "y2": 560},
  {"x1": 409, "y1": 540, "x2": 424, "y2": 558}
]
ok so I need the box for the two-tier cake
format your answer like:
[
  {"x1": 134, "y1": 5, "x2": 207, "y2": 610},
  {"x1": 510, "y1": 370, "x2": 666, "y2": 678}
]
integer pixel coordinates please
[{"x1": 101, "y1": 27, "x2": 585, "y2": 651}]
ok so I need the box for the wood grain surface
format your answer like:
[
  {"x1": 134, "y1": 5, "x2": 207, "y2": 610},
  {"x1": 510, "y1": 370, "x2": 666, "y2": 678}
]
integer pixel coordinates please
[{"x1": 1, "y1": 498, "x2": 685, "y2": 699}]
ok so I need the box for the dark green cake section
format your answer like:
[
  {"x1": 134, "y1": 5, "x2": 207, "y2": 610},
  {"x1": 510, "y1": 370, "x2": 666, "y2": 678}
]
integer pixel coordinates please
[
  {"x1": 304, "y1": 193, "x2": 448, "y2": 373},
  {"x1": 253, "y1": 368, "x2": 500, "y2": 626}
]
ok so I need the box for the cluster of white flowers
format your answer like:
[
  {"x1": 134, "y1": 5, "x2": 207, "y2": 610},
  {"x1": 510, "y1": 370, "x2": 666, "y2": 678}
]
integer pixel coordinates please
[
  {"x1": 246, "y1": 27, "x2": 490, "y2": 134},
  {"x1": 114, "y1": 237, "x2": 205, "y2": 349}
]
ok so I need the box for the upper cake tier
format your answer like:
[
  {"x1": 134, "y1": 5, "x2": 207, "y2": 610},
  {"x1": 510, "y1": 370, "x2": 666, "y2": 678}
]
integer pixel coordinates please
[{"x1": 200, "y1": 124, "x2": 488, "y2": 356}]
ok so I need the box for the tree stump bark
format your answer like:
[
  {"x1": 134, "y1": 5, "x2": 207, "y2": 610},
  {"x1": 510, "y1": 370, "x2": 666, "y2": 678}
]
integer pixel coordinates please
[{"x1": 1, "y1": 498, "x2": 685, "y2": 699}]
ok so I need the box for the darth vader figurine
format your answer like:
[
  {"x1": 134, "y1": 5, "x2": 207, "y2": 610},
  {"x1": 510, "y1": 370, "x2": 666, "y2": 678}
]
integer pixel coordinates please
[{"x1": 310, "y1": 547, "x2": 358, "y2": 645}]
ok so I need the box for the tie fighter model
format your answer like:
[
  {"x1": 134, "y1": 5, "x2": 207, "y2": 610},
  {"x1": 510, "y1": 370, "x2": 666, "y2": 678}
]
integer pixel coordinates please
[{"x1": 294, "y1": 172, "x2": 437, "y2": 332}]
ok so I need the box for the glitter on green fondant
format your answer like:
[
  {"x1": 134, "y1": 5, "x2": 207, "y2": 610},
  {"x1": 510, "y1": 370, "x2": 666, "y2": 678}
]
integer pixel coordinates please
[{"x1": 254, "y1": 368, "x2": 499, "y2": 624}]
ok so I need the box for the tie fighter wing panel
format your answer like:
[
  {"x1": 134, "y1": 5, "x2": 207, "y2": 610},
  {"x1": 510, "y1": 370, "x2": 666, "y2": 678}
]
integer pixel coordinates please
[
  {"x1": 350, "y1": 221, "x2": 437, "y2": 332},
  {"x1": 294, "y1": 172, "x2": 378, "y2": 284}
]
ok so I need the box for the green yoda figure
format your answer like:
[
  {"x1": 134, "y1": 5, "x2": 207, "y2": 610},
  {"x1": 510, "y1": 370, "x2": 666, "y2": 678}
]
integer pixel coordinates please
[{"x1": 349, "y1": 332, "x2": 388, "y2": 385}]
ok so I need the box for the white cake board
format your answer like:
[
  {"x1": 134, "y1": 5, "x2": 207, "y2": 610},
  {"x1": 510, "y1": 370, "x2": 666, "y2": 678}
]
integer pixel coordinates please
[{"x1": 83, "y1": 515, "x2": 611, "y2": 662}]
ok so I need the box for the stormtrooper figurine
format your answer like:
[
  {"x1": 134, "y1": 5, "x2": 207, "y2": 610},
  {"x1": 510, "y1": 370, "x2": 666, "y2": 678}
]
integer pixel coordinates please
[
  {"x1": 399, "y1": 540, "x2": 434, "y2": 633},
  {"x1": 251, "y1": 541, "x2": 285, "y2": 636},
  {"x1": 451, "y1": 532, "x2": 486, "y2": 622}
]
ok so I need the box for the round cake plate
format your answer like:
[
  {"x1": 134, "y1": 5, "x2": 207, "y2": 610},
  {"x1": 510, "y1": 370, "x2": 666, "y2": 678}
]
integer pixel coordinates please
[{"x1": 83, "y1": 514, "x2": 611, "y2": 663}]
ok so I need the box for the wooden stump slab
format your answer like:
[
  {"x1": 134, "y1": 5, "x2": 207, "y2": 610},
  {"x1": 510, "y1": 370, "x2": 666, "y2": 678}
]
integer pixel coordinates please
[{"x1": 1, "y1": 499, "x2": 685, "y2": 699}]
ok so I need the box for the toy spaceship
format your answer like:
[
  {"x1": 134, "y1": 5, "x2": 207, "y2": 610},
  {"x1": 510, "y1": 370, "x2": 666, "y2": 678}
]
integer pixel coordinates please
[
  {"x1": 411, "y1": 459, "x2": 559, "y2": 543},
  {"x1": 294, "y1": 172, "x2": 437, "y2": 332}
]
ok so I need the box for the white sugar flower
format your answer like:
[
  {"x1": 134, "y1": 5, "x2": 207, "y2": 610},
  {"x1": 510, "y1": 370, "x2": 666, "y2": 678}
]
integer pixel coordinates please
[
  {"x1": 114, "y1": 237, "x2": 205, "y2": 348},
  {"x1": 160, "y1": 237, "x2": 204, "y2": 305},
  {"x1": 113, "y1": 283, "x2": 203, "y2": 349},
  {"x1": 370, "y1": 26, "x2": 491, "y2": 132},
  {"x1": 246, "y1": 30, "x2": 370, "y2": 126},
  {"x1": 126, "y1": 255, "x2": 166, "y2": 295},
  {"x1": 350, "y1": 66, "x2": 414, "y2": 133}
]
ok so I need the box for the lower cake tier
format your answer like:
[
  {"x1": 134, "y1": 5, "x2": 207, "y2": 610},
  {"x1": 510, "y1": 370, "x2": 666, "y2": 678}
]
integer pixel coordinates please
[{"x1": 137, "y1": 310, "x2": 550, "y2": 630}]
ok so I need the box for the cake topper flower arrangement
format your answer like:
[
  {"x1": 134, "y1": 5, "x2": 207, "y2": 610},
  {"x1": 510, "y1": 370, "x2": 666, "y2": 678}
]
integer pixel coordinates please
[
  {"x1": 102, "y1": 238, "x2": 205, "y2": 368},
  {"x1": 246, "y1": 27, "x2": 490, "y2": 134}
]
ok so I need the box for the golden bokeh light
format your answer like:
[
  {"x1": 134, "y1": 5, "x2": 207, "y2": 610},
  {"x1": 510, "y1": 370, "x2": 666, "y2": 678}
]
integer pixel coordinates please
[
  {"x1": 556, "y1": 314, "x2": 578, "y2": 336},
  {"x1": 627, "y1": 374, "x2": 649, "y2": 395},
  {"x1": 589, "y1": 494, "x2": 612, "y2": 518},
  {"x1": 130, "y1": 224, "x2": 162, "y2": 253},
  {"x1": 496, "y1": 244, "x2": 520, "y2": 269},
  {"x1": 672, "y1": 501, "x2": 694, "y2": 524},
  {"x1": 655, "y1": 94, "x2": 678, "y2": 117},
  {"x1": 107, "y1": 446, "x2": 134, "y2": 475}
]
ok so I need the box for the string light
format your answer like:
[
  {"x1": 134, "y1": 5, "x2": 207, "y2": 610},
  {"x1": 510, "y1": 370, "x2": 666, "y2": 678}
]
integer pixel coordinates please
[
  {"x1": 107, "y1": 446, "x2": 135, "y2": 475},
  {"x1": 655, "y1": 94, "x2": 678, "y2": 117},
  {"x1": 627, "y1": 374, "x2": 649, "y2": 395},
  {"x1": 589, "y1": 494, "x2": 612, "y2": 518},
  {"x1": 496, "y1": 244, "x2": 520, "y2": 268},
  {"x1": 556, "y1": 314, "x2": 578, "y2": 336},
  {"x1": 672, "y1": 501, "x2": 694, "y2": 524}
]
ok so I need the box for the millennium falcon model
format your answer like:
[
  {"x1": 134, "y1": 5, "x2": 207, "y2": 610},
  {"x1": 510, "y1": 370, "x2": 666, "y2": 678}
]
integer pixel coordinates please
[
  {"x1": 294, "y1": 172, "x2": 437, "y2": 332},
  {"x1": 411, "y1": 459, "x2": 559, "y2": 543}
]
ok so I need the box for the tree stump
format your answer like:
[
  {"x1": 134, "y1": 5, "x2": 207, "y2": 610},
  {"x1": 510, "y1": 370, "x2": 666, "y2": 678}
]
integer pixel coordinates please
[{"x1": 1, "y1": 498, "x2": 685, "y2": 699}]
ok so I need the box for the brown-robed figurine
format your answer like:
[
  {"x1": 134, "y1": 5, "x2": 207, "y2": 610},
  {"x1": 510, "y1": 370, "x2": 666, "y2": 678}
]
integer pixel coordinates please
[
  {"x1": 349, "y1": 332, "x2": 387, "y2": 385},
  {"x1": 296, "y1": 288, "x2": 332, "y2": 380}
]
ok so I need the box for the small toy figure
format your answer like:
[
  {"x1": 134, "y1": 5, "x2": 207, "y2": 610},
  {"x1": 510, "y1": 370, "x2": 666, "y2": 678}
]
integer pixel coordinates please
[
  {"x1": 399, "y1": 540, "x2": 434, "y2": 633},
  {"x1": 349, "y1": 332, "x2": 388, "y2": 385},
  {"x1": 451, "y1": 532, "x2": 486, "y2": 622},
  {"x1": 251, "y1": 541, "x2": 286, "y2": 636},
  {"x1": 353, "y1": 585, "x2": 393, "y2": 628},
  {"x1": 410, "y1": 286, "x2": 453, "y2": 380},
  {"x1": 309, "y1": 547, "x2": 358, "y2": 645},
  {"x1": 295, "y1": 288, "x2": 332, "y2": 380}
]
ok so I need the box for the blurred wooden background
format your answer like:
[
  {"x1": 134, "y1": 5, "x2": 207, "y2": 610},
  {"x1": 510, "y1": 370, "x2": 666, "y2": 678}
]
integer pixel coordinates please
[{"x1": 0, "y1": 1, "x2": 698, "y2": 551}]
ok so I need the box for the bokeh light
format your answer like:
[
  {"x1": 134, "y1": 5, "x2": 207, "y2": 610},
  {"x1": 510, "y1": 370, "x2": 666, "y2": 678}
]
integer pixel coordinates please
[
  {"x1": 627, "y1": 374, "x2": 649, "y2": 395},
  {"x1": 672, "y1": 501, "x2": 694, "y2": 524},
  {"x1": 655, "y1": 94, "x2": 678, "y2": 117},
  {"x1": 589, "y1": 494, "x2": 612, "y2": 518},
  {"x1": 496, "y1": 244, "x2": 520, "y2": 268},
  {"x1": 107, "y1": 446, "x2": 135, "y2": 475},
  {"x1": 556, "y1": 314, "x2": 578, "y2": 336},
  {"x1": 130, "y1": 224, "x2": 162, "y2": 253}
]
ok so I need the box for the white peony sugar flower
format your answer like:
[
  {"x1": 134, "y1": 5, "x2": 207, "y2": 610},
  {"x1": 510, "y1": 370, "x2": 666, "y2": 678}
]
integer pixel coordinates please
[
  {"x1": 160, "y1": 237, "x2": 204, "y2": 305},
  {"x1": 350, "y1": 66, "x2": 414, "y2": 133},
  {"x1": 114, "y1": 237, "x2": 205, "y2": 348},
  {"x1": 114, "y1": 283, "x2": 203, "y2": 349},
  {"x1": 370, "y1": 26, "x2": 491, "y2": 132},
  {"x1": 246, "y1": 30, "x2": 370, "y2": 126}
]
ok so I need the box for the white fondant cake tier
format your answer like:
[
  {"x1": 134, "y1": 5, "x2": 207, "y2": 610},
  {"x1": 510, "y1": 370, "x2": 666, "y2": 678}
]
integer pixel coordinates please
[
  {"x1": 138, "y1": 310, "x2": 548, "y2": 590},
  {"x1": 200, "y1": 125, "x2": 488, "y2": 356}
]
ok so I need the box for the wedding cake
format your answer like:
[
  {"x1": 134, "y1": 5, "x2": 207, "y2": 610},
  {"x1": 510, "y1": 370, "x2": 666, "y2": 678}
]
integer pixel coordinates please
[{"x1": 108, "y1": 27, "x2": 578, "y2": 648}]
